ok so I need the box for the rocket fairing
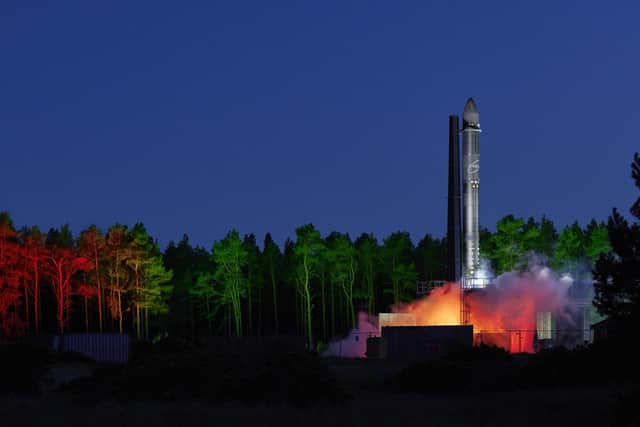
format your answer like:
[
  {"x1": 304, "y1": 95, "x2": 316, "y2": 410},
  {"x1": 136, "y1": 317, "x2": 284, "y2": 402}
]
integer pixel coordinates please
[{"x1": 462, "y1": 98, "x2": 481, "y2": 285}]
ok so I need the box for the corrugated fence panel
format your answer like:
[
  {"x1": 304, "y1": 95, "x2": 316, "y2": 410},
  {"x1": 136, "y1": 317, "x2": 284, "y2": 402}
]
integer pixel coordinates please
[{"x1": 60, "y1": 334, "x2": 130, "y2": 363}]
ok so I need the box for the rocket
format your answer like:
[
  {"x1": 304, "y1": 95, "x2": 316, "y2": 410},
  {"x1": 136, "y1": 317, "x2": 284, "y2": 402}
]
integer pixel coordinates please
[
  {"x1": 446, "y1": 97, "x2": 485, "y2": 289},
  {"x1": 462, "y1": 98, "x2": 481, "y2": 282}
]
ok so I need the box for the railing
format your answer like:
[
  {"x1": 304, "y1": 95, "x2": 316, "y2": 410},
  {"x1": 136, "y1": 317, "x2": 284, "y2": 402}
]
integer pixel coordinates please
[
  {"x1": 475, "y1": 329, "x2": 592, "y2": 353},
  {"x1": 461, "y1": 276, "x2": 492, "y2": 289},
  {"x1": 416, "y1": 280, "x2": 446, "y2": 296}
]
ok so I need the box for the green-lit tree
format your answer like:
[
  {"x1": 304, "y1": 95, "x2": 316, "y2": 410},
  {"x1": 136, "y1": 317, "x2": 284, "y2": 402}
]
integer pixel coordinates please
[
  {"x1": 552, "y1": 222, "x2": 585, "y2": 276},
  {"x1": 164, "y1": 235, "x2": 211, "y2": 338},
  {"x1": 414, "y1": 233, "x2": 446, "y2": 281},
  {"x1": 262, "y1": 233, "x2": 282, "y2": 335},
  {"x1": 479, "y1": 226, "x2": 495, "y2": 265},
  {"x1": 242, "y1": 234, "x2": 262, "y2": 336},
  {"x1": 189, "y1": 270, "x2": 217, "y2": 335},
  {"x1": 281, "y1": 238, "x2": 301, "y2": 335},
  {"x1": 488, "y1": 215, "x2": 526, "y2": 273},
  {"x1": 535, "y1": 216, "x2": 558, "y2": 258},
  {"x1": 355, "y1": 233, "x2": 380, "y2": 316},
  {"x1": 293, "y1": 224, "x2": 325, "y2": 348},
  {"x1": 584, "y1": 220, "x2": 612, "y2": 262},
  {"x1": 208, "y1": 230, "x2": 248, "y2": 337},
  {"x1": 390, "y1": 264, "x2": 418, "y2": 306},
  {"x1": 326, "y1": 233, "x2": 357, "y2": 329},
  {"x1": 383, "y1": 232, "x2": 416, "y2": 305},
  {"x1": 127, "y1": 224, "x2": 173, "y2": 339}
]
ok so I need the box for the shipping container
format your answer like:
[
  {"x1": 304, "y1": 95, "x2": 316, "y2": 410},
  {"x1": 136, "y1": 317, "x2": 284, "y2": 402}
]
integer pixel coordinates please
[{"x1": 382, "y1": 325, "x2": 473, "y2": 360}]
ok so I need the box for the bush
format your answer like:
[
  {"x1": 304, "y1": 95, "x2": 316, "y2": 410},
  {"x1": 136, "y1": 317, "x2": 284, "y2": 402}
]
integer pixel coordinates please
[
  {"x1": 611, "y1": 386, "x2": 640, "y2": 427},
  {"x1": 393, "y1": 360, "x2": 472, "y2": 394},
  {"x1": 517, "y1": 342, "x2": 640, "y2": 388},
  {"x1": 62, "y1": 342, "x2": 349, "y2": 406},
  {"x1": 0, "y1": 344, "x2": 51, "y2": 394},
  {"x1": 446, "y1": 344, "x2": 510, "y2": 362}
]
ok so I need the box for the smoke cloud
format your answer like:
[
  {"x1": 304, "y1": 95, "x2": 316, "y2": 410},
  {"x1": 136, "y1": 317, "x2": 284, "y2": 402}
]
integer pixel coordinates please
[{"x1": 324, "y1": 257, "x2": 590, "y2": 357}]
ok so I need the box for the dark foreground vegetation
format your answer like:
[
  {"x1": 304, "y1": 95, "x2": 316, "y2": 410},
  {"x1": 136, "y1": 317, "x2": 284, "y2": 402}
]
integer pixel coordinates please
[
  {"x1": 1, "y1": 338, "x2": 639, "y2": 427},
  {"x1": 61, "y1": 338, "x2": 348, "y2": 406}
]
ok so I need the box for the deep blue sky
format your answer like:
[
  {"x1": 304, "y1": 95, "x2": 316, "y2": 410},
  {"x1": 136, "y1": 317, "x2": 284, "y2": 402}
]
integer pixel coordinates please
[{"x1": 1, "y1": 1, "x2": 638, "y2": 249}]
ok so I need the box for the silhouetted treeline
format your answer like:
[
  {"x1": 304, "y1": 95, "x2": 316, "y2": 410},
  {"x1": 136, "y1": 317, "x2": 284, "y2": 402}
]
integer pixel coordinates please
[
  {"x1": 594, "y1": 153, "x2": 640, "y2": 326},
  {"x1": 0, "y1": 211, "x2": 611, "y2": 349}
]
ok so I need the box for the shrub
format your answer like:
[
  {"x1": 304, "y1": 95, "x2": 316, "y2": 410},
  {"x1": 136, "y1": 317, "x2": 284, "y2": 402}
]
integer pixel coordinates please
[
  {"x1": 393, "y1": 360, "x2": 471, "y2": 394},
  {"x1": 62, "y1": 343, "x2": 349, "y2": 406},
  {"x1": 0, "y1": 344, "x2": 51, "y2": 394}
]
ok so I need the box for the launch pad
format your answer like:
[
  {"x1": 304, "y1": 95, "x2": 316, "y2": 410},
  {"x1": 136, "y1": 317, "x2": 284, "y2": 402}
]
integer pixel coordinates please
[{"x1": 361, "y1": 97, "x2": 592, "y2": 359}]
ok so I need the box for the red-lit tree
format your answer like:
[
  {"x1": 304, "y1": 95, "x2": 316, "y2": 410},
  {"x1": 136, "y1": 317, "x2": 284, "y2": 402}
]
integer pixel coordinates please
[
  {"x1": 20, "y1": 226, "x2": 46, "y2": 335},
  {"x1": 76, "y1": 283, "x2": 98, "y2": 333},
  {"x1": 78, "y1": 225, "x2": 106, "y2": 333},
  {"x1": 42, "y1": 226, "x2": 92, "y2": 334},
  {"x1": 0, "y1": 213, "x2": 23, "y2": 337}
]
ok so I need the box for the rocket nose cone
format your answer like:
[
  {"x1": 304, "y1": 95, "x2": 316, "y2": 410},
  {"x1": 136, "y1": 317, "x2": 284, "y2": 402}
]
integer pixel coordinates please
[
  {"x1": 464, "y1": 98, "x2": 478, "y2": 113},
  {"x1": 463, "y1": 97, "x2": 479, "y2": 124}
]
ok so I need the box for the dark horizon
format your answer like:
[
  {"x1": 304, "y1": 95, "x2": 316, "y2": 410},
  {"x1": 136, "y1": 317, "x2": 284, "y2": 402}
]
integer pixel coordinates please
[{"x1": 2, "y1": 2, "x2": 638, "y2": 248}]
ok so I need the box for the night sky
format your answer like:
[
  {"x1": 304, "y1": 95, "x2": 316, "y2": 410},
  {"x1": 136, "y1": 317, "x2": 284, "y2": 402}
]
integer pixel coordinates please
[{"x1": 1, "y1": 2, "x2": 638, "y2": 248}]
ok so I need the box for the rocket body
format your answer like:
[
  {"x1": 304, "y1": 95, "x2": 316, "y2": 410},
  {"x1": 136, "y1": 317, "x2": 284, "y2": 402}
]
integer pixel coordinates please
[{"x1": 462, "y1": 98, "x2": 481, "y2": 285}]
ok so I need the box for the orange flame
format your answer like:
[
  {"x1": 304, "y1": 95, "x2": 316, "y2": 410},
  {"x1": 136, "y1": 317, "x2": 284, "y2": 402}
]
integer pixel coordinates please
[{"x1": 392, "y1": 269, "x2": 572, "y2": 353}]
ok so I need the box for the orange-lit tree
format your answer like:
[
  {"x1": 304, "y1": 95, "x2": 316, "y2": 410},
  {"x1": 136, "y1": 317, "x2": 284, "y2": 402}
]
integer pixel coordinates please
[
  {"x1": 78, "y1": 225, "x2": 106, "y2": 333},
  {"x1": 104, "y1": 224, "x2": 129, "y2": 334}
]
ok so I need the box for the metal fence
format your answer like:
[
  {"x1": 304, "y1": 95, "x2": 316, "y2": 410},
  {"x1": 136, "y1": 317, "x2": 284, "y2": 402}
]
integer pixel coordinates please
[
  {"x1": 475, "y1": 329, "x2": 592, "y2": 353},
  {"x1": 0, "y1": 334, "x2": 130, "y2": 363},
  {"x1": 57, "y1": 334, "x2": 130, "y2": 363}
]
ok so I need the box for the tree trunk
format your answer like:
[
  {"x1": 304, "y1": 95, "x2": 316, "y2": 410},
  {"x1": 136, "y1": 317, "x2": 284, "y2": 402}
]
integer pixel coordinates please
[
  {"x1": 247, "y1": 275, "x2": 253, "y2": 336},
  {"x1": 84, "y1": 295, "x2": 89, "y2": 333},
  {"x1": 303, "y1": 257, "x2": 313, "y2": 349},
  {"x1": 23, "y1": 278, "x2": 30, "y2": 335},
  {"x1": 33, "y1": 259, "x2": 40, "y2": 336},
  {"x1": 145, "y1": 308, "x2": 149, "y2": 340},
  {"x1": 57, "y1": 263, "x2": 64, "y2": 334},
  {"x1": 206, "y1": 296, "x2": 212, "y2": 337},
  {"x1": 270, "y1": 262, "x2": 279, "y2": 335},
  {"x1": 117, "y1": 289, "x2": 123, "y2": 334},
  {"x1": 330, "y1": 278, "x2": 335, "y2": 338},
  {"x1": 93, "y1": 242, "x2": 103, "y2": 333},
  {"x1": 321, "y1": 271, "x2": 326, "y2": 341}
]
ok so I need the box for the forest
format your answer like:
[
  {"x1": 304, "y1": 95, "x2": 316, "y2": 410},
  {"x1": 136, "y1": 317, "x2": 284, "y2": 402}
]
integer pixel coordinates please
[{"x1": 0, "y1": 210, "x2": 611, "y2": 349}]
